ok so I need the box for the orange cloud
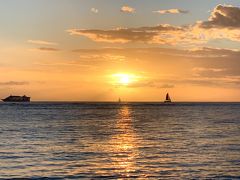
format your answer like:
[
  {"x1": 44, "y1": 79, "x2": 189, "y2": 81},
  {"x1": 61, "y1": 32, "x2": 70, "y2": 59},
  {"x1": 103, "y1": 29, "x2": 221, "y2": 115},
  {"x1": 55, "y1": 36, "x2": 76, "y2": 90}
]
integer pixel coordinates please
[
  {"x1": 153, "y1": 9, "x2": 188, "y2": 14},
  {"x1": 73, "y1": 47, "x2": 240, "y2": 59},
  {"x1": 0, "y1": 81, "x2": 29, "y2": 86},
  {"x1": 121, "y1": 6, "x2": 135, "y2": 13},
  {"x1": 28, "y1": 40, "x2": 58, "y2": 46},
  {"x1": 30, "y1": 47, "x2": 60, "y2": 52},
  {"x1": 72, "y1": 47, "x2": 240, "y2": 87}
]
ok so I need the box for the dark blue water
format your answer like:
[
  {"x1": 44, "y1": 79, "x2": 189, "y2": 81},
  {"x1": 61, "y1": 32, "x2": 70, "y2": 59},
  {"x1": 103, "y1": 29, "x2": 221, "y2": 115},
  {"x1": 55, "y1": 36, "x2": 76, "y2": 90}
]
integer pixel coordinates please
[{"x1": 0, "y1": 102, "x2": 240, "y2": 179}]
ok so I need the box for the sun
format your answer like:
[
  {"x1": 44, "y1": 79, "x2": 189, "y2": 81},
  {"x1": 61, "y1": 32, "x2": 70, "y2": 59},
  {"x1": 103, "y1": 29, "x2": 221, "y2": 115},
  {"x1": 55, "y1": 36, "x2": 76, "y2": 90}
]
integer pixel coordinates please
[
  {"x1": 119, "y1": 74, "x2": 130, "y2": 85},
  {"x1": 112, "y1": 73, "x2": 138, "y2": 86}
]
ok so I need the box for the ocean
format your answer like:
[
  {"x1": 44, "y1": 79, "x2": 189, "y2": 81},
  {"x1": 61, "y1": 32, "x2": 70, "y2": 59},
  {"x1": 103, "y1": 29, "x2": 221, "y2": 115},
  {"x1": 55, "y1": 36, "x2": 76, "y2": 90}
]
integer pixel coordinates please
[{"x1": 0, "y1": 102, "x2": 240, "y2": 179}]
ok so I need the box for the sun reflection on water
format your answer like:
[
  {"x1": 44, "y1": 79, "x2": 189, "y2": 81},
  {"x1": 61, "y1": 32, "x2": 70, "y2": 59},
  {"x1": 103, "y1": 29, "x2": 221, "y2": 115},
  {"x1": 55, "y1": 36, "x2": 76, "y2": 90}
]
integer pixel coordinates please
[{"x1": 108, "y1": 105, "x2": 140, "y2": 176}]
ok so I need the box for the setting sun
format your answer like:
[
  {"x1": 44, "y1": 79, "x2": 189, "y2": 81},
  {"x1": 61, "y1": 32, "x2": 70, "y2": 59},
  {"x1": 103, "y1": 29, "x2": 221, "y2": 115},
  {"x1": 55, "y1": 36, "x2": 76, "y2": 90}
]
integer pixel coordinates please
[
  {"x1": 111, "y1": 73, "x2": 138, "y2": 86},
  {"x1": 119, "y1": 74, "x2": 130, "y2": 85}
]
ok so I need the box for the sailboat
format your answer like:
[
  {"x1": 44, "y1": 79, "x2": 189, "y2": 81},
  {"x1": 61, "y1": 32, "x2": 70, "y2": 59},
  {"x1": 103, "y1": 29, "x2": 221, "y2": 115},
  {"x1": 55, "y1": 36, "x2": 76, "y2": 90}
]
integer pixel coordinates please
[
  {"x1": 164, "y1": 93, "x2": 171, "y2": 103},
  {"x1": 118, "y1": 98, "x2": 121, "y2": 103}
]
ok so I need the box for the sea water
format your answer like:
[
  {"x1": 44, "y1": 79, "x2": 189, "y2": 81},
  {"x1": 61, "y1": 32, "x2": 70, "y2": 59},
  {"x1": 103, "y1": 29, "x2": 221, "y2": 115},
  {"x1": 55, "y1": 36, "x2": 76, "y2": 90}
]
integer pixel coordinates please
[{"x1": 0, "y1": 102, "x2": 240, "y2": 179}]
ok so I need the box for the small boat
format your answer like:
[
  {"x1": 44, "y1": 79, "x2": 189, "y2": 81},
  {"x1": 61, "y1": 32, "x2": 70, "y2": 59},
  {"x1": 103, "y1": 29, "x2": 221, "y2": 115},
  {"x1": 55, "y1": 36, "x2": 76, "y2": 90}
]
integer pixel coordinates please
[
  {"x1": 118, "y1": 98, "x2": 121, "y2": 103},
  {"x1": 164, "y1": 93, "x2": 171, "y2": 103},
  {"x1": 2, "y1": 95, "x2": 31, "y2": 102}
]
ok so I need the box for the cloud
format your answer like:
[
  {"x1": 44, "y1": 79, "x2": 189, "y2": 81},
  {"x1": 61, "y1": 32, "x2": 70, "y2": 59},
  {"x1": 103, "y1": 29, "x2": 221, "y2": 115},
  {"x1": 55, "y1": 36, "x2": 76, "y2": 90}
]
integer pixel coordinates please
[
  {"x1": 31, "y1": 47, "x2": 60, "y2": 52},
  {"x1": 28, "y1": 40, "x2": 58, "y2": 46},
  {"x1": 116, "y1": 75, "x2": 240, "y2": 89},
  {"x1": 191, "y1": 26, "x2": 240, "y2": 43},
  {"x1": 121, "y1": 6, "x2": 135, "y2": 13},
  {"x1": 199, "y1": 5, "x2": 240, "y2": 29},
  {"x1": 67, "y1": 24, "x2": 184, "y2": 44},
  {"x1": 73, "y1": 47, "x2": 240, "y2": 58},
  {"x1": 128, "y1": 82, "x2": 174, "y2": 89},
  {"x1": 72, "y1": 47, "x2": 240, "y2": 85},
  {"x1": 67, "y1": 5, "x2": 240, "y2": 44},
  {"x1": 112, "y1": 77, "x2": 175, "y2": 89},
  {"x1": 78, "y1": 54, "x2": 126, "y2": 62},
  {"x1": 153, "y1": 9, "x2": 188, "y2": 14},
  {"x1": 0, "y1": 81, "x2": 29, "y2": 86},
  {"x1": 118, "y1": 76, "x2": 240, "y2": 89},
  {"x1": 69, "y1": 46, "x2": 240, "y2": 89},
  {"x1": 34, "y1": 61, "x2": 95, "y2": 69},
  {"x1": 192, "y1": 67, "x2": 226, "y2": 72},
  {"x1": 91, "y1": 8, "x2": 98, "y2": 14},
  {"x1": 192, "y1": 5, "x2": 240, "y2": 42},
  {"x1": 176, "y1": 76, "x2": 240, "y2": 87},
  {"x1": 187, "y1": 47, "x2": 240, "y2": 58},
  {"x1": 159, "y1": 84, "x2": 175, "y2": 88},
  {"x1": 118, "y1": 81, "x2": 153, "y2": 88},
  {"x1": 192, "y1": 67, "x2": 227, "y2": 78}
]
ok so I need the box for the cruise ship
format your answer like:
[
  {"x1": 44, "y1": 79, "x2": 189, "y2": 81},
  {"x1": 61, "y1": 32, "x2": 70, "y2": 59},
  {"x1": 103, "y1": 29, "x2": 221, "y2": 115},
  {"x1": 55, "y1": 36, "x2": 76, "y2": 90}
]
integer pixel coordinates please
[{"x1": 2, "y1": 95, "x2": 31, "y2": 102}]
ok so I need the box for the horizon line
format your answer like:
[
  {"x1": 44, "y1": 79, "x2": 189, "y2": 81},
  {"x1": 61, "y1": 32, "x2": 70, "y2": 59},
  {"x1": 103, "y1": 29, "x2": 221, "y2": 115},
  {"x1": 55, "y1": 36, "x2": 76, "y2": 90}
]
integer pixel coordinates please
[{"x1": 2, "y1": 100, "x2": 239, "y2": 103}]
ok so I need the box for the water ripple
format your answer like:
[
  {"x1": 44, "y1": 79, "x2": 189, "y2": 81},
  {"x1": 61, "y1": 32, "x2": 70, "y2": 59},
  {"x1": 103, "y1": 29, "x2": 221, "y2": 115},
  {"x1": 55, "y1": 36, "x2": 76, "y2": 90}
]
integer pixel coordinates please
[{"x1": 0, "y1": 102, "x2": 240, "y2": 178}]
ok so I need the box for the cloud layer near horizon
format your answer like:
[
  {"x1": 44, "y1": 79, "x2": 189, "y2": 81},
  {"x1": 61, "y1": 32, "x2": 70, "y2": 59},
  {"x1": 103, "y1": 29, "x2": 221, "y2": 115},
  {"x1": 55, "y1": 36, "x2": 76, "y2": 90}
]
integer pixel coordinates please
[
  {"x1": 72, "y1": 47, "x2": 240, "y2": 89},
  {"x1": 0, "y1": 81, "x2": 29, "y2": 86}
]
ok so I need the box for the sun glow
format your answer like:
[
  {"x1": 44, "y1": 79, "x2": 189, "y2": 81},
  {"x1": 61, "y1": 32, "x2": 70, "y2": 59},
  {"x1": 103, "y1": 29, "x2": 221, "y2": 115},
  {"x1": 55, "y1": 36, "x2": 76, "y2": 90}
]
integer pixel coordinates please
[{"x1": 112, "y1": 73, "x2": 138, "y2": 86}]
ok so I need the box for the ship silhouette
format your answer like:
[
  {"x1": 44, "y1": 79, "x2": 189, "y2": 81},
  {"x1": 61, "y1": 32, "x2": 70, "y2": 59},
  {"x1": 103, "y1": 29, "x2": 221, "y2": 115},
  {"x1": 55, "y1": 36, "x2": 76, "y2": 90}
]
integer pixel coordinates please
[
  {"x1": 164, "y1": 93, "x2": 171, "y2": 103},
  {"x1": 2, "y1": 95, "x2": 31, "y2": 102}
]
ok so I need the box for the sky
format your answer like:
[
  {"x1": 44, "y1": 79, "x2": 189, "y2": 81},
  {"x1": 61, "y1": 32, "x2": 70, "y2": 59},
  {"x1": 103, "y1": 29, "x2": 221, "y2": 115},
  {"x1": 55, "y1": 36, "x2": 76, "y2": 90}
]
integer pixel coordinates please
[{"x1": 0, "y1": 0, "x2": 240, "y2": 101}]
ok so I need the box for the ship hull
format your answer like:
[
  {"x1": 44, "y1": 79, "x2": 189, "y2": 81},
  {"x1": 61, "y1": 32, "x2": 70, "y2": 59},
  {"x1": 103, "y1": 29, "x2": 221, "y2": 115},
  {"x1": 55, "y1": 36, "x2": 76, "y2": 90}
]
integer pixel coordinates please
[
  {"x1": 2, "y1": 99, "x2": 30, "y2": 102},
  {"x1": 164, "y1": 100, "x2": 171, "y2": 103}
]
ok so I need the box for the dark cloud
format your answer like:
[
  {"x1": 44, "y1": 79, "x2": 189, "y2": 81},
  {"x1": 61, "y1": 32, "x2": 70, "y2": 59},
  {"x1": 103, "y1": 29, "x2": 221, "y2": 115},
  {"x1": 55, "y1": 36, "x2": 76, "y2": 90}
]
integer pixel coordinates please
[
  {"x1": 0, "y1": 81, "x2": 29, "y2": 86},
  {"x1": 200, "y1": 5, "x2": 240, "y2": 29},
  {"x1": 68, "y1": 25, "x2": 184, "y2": 44},
  {"x1": 37, "y1": 47, "x2": 60, "y2": 52}
]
